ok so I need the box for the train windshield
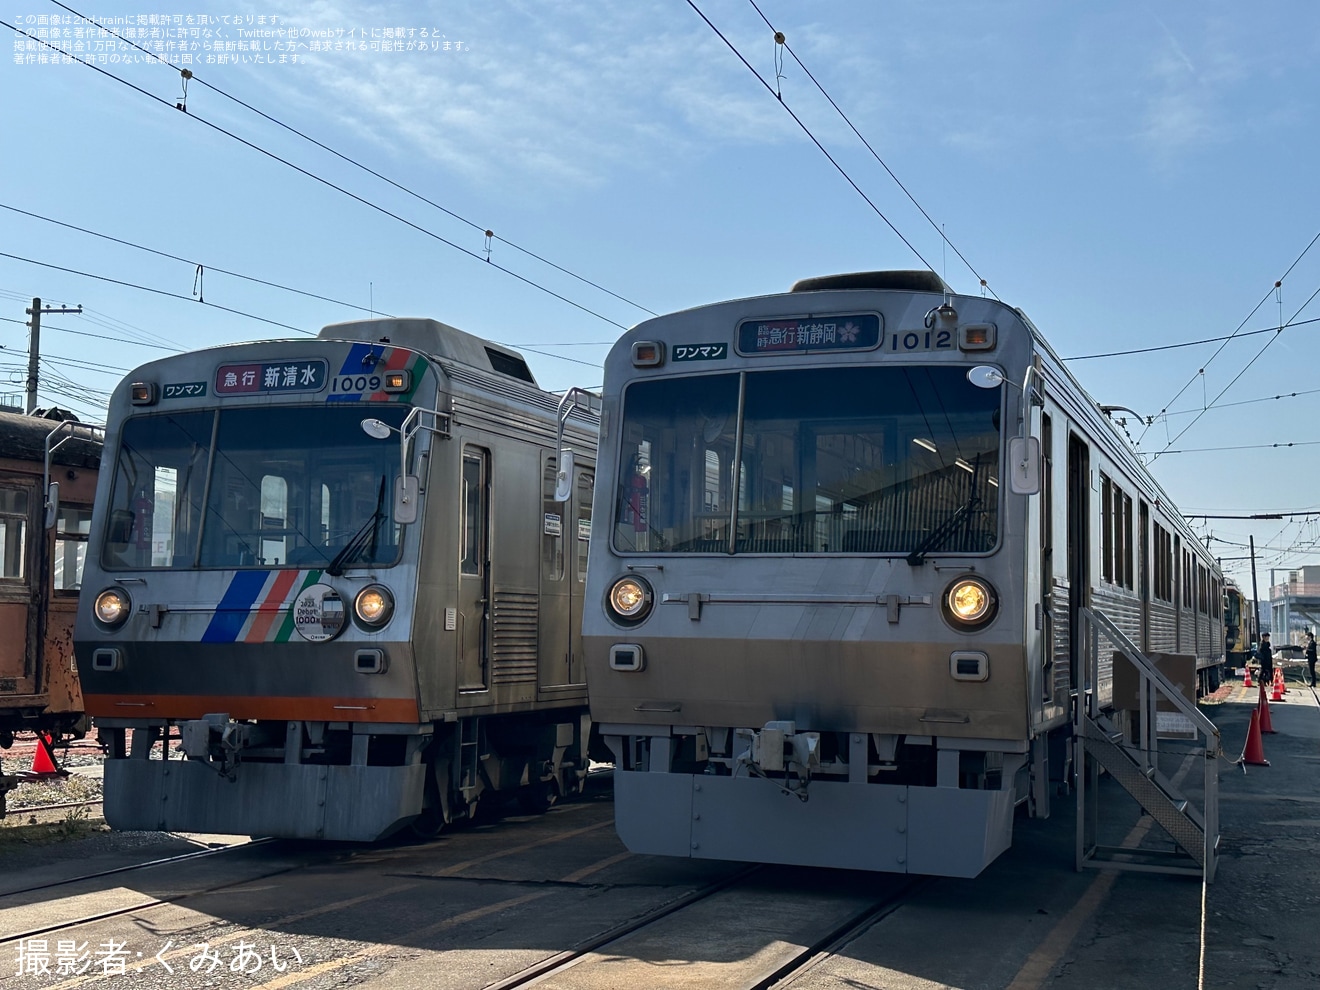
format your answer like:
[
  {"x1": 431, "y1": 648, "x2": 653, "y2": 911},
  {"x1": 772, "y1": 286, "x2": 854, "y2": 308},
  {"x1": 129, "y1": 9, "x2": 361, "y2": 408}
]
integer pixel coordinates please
[
  {"x1": 101, "y1": 405, "x2": 410, "y2": 569},
  {"x1": 613, "y1": 365, "x2": 1000, "y2": 555}
]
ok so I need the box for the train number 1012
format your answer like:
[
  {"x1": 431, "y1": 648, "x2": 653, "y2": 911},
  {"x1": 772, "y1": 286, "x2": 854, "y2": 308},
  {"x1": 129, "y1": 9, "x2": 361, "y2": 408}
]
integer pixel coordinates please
[{"x1": 889, "y1": 329, "x2": 954, "y2": 352}]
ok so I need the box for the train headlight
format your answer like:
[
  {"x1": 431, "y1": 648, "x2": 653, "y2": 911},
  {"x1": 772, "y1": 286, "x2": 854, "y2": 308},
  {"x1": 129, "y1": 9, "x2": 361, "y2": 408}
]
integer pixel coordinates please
[
  {"x1": 607, "y1": 575, "x2": 653, "y2": 625},
  {"x1": 354, "y1": 585, "x2": 394, "y2": 628},
  {"x1": 943, "y1": 576, "x2": 998, "y2": 629},
  {"x1": 93, "y1": 588, "x2": 131, "y2": 629}
]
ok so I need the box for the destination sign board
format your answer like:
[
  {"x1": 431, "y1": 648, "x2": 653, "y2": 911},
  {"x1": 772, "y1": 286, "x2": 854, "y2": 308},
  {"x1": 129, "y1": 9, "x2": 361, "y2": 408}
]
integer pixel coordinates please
[
  {"x1": 215, "y1": 360, "x2": 327, "y2": 395},
  {"x1": 736, "y1": 313, "x2": 882, "y2": 355}
]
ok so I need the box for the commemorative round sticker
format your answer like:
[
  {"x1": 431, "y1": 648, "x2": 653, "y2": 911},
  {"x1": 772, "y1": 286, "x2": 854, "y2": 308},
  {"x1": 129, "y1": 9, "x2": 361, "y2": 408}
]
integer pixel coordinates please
[{"x1": 292, "y1": 583, "x2": 346, "y2": 642}]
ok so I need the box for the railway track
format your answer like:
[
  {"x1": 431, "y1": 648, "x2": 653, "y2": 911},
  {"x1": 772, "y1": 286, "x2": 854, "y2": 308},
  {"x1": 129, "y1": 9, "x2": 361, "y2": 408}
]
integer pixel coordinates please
[
  {"x1": 0, "y1": 838, "x2": 297, "y2": 945},
  {"x1": 487, "y1": 868, "x2": 925, "y2": 990}
]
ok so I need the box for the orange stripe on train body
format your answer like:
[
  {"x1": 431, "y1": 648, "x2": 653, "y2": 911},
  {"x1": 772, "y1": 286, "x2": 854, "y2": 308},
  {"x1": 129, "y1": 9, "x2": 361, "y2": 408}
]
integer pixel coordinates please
[{"x1": 83, "y1": 693, "x2": 422, "y2": 723}]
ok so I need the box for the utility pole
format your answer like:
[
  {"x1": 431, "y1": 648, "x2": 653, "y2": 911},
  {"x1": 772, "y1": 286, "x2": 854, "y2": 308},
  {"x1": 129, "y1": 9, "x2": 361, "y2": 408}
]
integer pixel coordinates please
[
  {"x1": 25, "y1": 297, "x2": 83, "y2": 414},
  {"x1": 1250, "y1": 535, "x2": 1261, "y2": 644}
]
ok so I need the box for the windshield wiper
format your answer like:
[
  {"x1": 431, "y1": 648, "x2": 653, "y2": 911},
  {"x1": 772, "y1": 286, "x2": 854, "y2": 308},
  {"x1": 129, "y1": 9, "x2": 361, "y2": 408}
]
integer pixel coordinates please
[
  {"x1": 906, "y1": 492, "x2": 982, "y2": 566},
  {"x1": 326, "y1": 475, "x2": 386, "y2": 576}
]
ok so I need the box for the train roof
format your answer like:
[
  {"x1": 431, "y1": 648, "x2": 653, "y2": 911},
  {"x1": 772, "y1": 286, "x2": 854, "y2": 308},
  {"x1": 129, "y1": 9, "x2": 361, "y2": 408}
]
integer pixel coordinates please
[
  {"x1": 0, "y1": 409, "x2": 103, "y2": 468},
  {"x1": 319, "y1": 318, "x2": 538, "y2": 387}
]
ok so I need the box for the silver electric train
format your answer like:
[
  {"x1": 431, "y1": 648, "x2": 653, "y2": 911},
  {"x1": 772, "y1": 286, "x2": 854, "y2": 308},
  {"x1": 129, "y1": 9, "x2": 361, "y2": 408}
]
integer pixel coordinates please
[
  {"x1": 582, "y1": 271, "x2": 1224, "y2": 877},
  {"x1": 75, "y1": 319, "x2": 598, "y2": 840}
]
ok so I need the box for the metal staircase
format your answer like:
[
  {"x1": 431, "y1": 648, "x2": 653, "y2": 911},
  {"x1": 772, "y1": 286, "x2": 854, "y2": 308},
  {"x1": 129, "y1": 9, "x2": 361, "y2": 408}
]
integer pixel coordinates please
[{"x1": 1075, "y1": 607, "x2": 1221, "y2": 881}]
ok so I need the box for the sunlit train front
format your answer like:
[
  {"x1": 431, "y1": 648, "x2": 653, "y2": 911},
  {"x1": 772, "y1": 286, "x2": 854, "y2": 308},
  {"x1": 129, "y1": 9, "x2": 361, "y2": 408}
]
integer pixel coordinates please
[
  {"x1": 77, "y1": 320, "x2": 598, "y2": 840},
  {"x1": 583, "y1": 272, "x2": 1059, "y2": 878}
]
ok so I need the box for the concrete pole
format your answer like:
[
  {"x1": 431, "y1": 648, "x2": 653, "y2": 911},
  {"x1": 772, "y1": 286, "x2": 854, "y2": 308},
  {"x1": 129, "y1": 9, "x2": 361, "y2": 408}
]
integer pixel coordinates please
[{"x1": 24, "y1": 297, "x2": 40, "y2": 414}]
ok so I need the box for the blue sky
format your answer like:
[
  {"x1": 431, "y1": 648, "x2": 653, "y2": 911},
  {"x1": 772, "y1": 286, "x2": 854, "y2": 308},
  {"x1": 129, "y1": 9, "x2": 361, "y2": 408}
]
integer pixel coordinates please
[{"x1": 3, "y1": 0, "x2": 1320, "y2": 590}]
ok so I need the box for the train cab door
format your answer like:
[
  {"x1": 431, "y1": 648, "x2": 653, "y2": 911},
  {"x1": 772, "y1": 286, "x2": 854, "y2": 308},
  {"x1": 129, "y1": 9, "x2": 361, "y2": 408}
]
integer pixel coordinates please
[
  {"x1": 538, "y1": 454, "x2": 571, "y2": 692},
  {"x1": 0, "y1": 478, "x2": 39, "y2": 697},
  {"x1": 457, "y1": 446, "x2": 491, "y2": 693},
  {"x1": 1066, "y1": 434, "x2": 1090, "y2": 691},
  {"x1": 566, "y1": 467, "x2": 593, "y2": 687}
]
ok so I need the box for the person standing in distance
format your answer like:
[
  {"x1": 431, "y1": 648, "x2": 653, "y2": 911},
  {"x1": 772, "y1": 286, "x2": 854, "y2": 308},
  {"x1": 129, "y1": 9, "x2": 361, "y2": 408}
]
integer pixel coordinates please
[
  {"x1": 1258, "y1": 632, "x2": 1274, "y2": 689},
  {"x1": 1306, "y1": 631, "x2": 1317, "y2": 688}
]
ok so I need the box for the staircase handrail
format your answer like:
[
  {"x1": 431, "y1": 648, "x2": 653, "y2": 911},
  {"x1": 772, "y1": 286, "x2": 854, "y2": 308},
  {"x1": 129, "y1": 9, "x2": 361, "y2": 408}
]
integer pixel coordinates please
[{"x1": 1079, "y1": 606, "x2": 1221, "y2": 752}]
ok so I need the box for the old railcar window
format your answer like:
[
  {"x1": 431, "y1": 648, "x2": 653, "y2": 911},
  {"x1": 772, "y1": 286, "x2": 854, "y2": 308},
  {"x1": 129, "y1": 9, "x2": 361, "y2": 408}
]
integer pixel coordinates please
[
  {"x1": 53, "y1": 505, "x2": 93, "y2": 592},
  {"x1": 0, "y1": 486, "x2": 28, "y2": 580},
  {"x1": 461, "y1": 450, "x2": 486, "y2": 576}
]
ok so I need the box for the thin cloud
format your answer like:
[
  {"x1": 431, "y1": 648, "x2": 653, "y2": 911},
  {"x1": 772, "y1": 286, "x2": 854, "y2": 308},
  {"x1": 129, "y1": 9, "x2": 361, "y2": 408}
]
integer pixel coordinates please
[{"x1": 265, "y1": 0, "x2": 800, "y2": 188}]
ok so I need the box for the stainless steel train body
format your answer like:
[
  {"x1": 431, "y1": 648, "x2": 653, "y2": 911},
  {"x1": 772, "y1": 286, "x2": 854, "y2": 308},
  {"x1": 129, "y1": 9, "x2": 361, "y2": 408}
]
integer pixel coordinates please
[
  {"x1": 0, "y1": 411, "x2": 101, "y2": 815},
  {"x1": 75, "y1": 319, "x2": 598, "y2": 840},
  {"x1": 582, "y1": 271, "x2": 1224, "y2": 877}
]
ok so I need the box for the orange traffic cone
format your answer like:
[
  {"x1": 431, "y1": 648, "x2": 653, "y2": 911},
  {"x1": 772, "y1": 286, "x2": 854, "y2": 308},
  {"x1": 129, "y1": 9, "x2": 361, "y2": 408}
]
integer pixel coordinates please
[
  {"x1": 30, "y1": 734, "x2": 57, "y2": 775},
  {"x1": 1258, "y1": 682, "x2": 1277, "y2": 734},
  {"x1": 1243, "y1": 666, "x2": 1254, "y2": 688},
  {"x1": 1238, "y1": 709, "x2": 1270, "y2": 766},
  {"x1": 1280, "y1": 667, "x2": 1288, "y2": 695},
  {"x1": 1272, "y1": 668, "x2": 1284, "y2": 702}
]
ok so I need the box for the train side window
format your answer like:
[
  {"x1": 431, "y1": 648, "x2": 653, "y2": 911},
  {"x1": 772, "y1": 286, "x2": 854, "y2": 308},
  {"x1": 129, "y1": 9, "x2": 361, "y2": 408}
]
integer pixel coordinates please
[
  {"x1": 461, "y1": 450, "x2": 487, "y2": 577},
  {"x1": 1100, "y1": 473, "x2": 1113, "y2": 584},
  {"x1": 0, "y1": 486, "x2": 29, "y2": 580},
  {"x1": 53, "y1": 504, "x2": 93, "y2": 592},
  {"x1": 1121, "y1": 492, "x2": 1134, "y2": 590},
  {"x1": 575, "y1": 470, "x2": 593, "y2": 583},
  {"x1": 542, "y1": 459, "x2": 564, "y2": 581}
]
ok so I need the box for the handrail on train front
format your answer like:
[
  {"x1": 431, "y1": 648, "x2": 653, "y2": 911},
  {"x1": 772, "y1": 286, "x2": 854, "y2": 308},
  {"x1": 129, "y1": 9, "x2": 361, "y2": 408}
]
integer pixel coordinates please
[
  {"x1": 553, "y1": 387, "x2": 600, "y2": 502},
  {"x1": 42, "y1": 419, "x2": 105, "y2": 530},
  {"x1": 1077, "y1": 605, "x2": 1220, "y2": 881}
]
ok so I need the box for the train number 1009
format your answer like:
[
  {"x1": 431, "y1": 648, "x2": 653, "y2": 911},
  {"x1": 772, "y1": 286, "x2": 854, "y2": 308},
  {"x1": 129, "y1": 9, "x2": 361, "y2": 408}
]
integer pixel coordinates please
[
  {"x1": 330, "y1": 374, "x2": 383, "y2": 394},
  {"x1": 889, "y1": 329, "x2": 954, "y2": 352}
]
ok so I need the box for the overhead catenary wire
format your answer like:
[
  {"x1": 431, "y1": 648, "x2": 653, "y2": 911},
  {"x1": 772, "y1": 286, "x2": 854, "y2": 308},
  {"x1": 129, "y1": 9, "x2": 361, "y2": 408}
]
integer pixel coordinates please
[
  {"x1": 2, "y1": 286, "x2": 183, "y2": 353},
  {"x1": 1147, "y1": 280, "x2": 1320, "y2": 462},
  {"x1": 47, "y1": 0, "x2": 656, "y2": 320},
  {"x1": 1062, "y1": 321, "x2": 1311, "y2": 361},
  {"x1": 1138, "y1": 228, "x2": 1320, "y2": 447},
  {"x1": 0, "y1": 250, "x2": 315, "y2": 335},
  {"x1": 743, "y1": 0, "x2": 997, "y2": 300},
  {"x1": 8, "y1": 13, "x2": 635, "y2": 332},
  {"x1": 683, "y1": 0, "x2": 939, "y2": 277},
  {"x1": 0, "y1": 202, "x2": 398, "y2": 320}
]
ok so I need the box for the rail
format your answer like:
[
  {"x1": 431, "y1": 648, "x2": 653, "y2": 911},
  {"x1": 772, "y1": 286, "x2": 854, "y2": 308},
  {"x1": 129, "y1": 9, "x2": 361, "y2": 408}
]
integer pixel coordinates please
[{"x1": 1076, "y1": 605, "x2": 1221, "y2": 881}]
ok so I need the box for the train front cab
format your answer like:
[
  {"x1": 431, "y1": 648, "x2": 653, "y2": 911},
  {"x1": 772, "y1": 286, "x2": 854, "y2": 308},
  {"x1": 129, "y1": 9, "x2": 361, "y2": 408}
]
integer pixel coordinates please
[
  {"x1": 584, "y1": 275, "x2": 1225, "y2": 878},
  {"x1": 583, "y1": 276, "x2": 1063, "y2": 878},
  {"x1": 76, "y1": 323, "x2": 597, "y2": 841}
]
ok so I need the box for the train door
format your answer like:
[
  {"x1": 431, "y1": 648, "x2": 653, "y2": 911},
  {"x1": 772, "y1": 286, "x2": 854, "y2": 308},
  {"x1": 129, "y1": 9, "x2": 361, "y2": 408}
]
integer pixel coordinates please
[
  {"x1": 538, "y1": 454, "x2": 571, "y2": 691},
  {"x1": 1139, "y1": 500, "x2": 1150, "y2": 651},
  {"x1": 567, "y1": 467, "x2": 593, "y2": 686},
  {"x1": 1066, "y1": 434, "x2": 1090, "y2": 690},
  {"x1": 0, "y1": 477, "x2": 38, "y2": 696},
  {"x1": 1040, "y1": 413, "x2": 1057, "y2": 705},
  {"x1": 458, "y1": 446, "x2": 491, "y2": 692}
]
